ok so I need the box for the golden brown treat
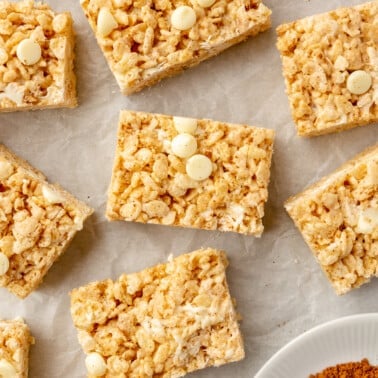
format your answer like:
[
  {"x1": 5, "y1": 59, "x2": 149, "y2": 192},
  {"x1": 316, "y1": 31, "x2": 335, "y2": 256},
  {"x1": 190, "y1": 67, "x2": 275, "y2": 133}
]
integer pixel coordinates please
[
  {"x1": 80, "y1": 0, "x2": 271, "y2": 95},
  {"x1": 285, "y1": 144, "x2": 378, "y2": 295},
  {"x1": 106, "y1": 110, "x2": 275, "y2": 236},
  {"x1": 0, "y1": 0, "x2": 77, "y2": 112},
  {"x1": 70, "y1": 248, "x2": 244, "y2": 377},
  {"x1": 0, "y1": 318, "x2": 34, "y2": 378},
  {"x1": 277, "y1": 1, "x2": 378, "y2": 136},
  {"x1": 0, "y1": 144, "x2": 94, "y2": 298}
]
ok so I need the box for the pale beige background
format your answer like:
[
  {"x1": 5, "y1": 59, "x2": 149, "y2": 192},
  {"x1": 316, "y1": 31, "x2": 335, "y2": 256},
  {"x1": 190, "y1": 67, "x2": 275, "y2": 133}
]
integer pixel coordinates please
[{"x1": 0, "y1": 0, "x2": 377, "y2": 377}]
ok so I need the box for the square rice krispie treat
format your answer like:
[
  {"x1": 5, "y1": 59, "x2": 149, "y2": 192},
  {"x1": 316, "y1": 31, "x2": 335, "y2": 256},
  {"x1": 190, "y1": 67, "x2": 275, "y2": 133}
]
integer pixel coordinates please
[
  {"x1": 0, "y1": 0, "x2": 77, "y2": 112},
  {"x1": 106, "y1": 110, "x2": 275, "y2": 236},
  {"x1": 285, "y1": 144, "x2": 378, "y2": 295},
  {"x1": 277, "y1": 1, "x2": 378, "y2": 136},
  {"x1": 70, "y1": 248, "x2": 244, "y2": 377},
  {"x1": 0, "y1": 144, "x2": 93, "y2": 298},
  {"x1": 80, "y1": 0, "x2": 271, "y2": 95},
  {"x1": 0, "y1": 318, "x2": 34, "y2": 378}
]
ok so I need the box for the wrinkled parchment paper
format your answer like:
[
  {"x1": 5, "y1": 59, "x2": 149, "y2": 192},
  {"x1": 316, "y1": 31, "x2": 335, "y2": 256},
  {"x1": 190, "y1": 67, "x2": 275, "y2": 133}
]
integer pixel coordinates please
[{"x1": 0, "y1": 0, "x2": 377, "y2": 377}]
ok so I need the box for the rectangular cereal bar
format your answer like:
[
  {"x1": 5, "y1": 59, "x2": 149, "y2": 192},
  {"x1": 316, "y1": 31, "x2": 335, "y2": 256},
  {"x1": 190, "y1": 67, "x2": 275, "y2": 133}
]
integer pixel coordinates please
[
  {"x1": 0, "y1": 144, "x2": 93, "y2": 298},
  {"x1": 0, "y1": 0, "x2": 77, "y2": 112},
  {"x1": 80, "y1": 0, "x2": 271, "y2": 95},
  {"x1": 0, "y1": 318, "x2": 34, "y2": 378},
  {"x1": 106, "y1": 110, "x2": 275, "y2": 236},
  {"x1": 70, "y1": 248, "x2": 244, "y2": 377},
  {"x1": 285, "y1": 144, "x2": 378, "y2": 295},
  {"x1": 276, "y1": 1, "x2": 378, "y2": 136}
]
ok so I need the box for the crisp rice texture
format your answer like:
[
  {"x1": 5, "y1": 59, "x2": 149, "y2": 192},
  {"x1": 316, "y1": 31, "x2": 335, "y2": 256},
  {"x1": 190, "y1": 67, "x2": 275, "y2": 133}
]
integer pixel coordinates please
[
  {"x1": 106, "y1": 110, "x2": 275, "y2": 236},
  {"x1": 80, "y1": 0, "x2": 271, "y2": 94},
  {"x1": 285, "y1": 144, "x2": 378, "y2": 295},
  {"x1": 70, "y1": 248, "x2": 244, "y2": 377},
  {"x1": 0, "y1": 0, "x2": 77, "y2": 111},
  {"x1": 0, "y1": 318, "x2": 34, "y2": 378},
  {"x1": 276, "y1": 1, "x2": 378, "y2": 136},
  {"x1": 0, "y1": 144, "x2": 93, "y2": 298}
]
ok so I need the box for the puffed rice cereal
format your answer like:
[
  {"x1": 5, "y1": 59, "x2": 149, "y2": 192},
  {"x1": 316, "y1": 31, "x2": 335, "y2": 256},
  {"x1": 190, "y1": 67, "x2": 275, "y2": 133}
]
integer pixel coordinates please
[
  {"x1": 0, "y1": 144, "x2": 93, "y2": 298},
  {"x1": 80, "y1": 0, "x2": 271, "y2": 94},
  {"x1": 0, "y1": 0, "x2": 77, "y2": 112},
  {"x1": 0, "y1": 318, "x2": 34, "y2": 378},
  {"x1": 277, "y1": 1, "x2": 378, "y2": 136},
  {"x1": 285, "y1": 144, "x2": 378, "y2": 295},
  {"x1": 70, "y1": 248, "x2": 244, "y2": 377},
  {"x1": 106, "y1": 111, "x2": 275, "y2": 236}
]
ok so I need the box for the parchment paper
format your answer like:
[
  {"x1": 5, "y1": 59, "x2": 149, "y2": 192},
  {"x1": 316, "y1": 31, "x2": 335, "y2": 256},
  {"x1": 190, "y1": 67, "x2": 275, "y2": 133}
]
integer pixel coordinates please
[{"x1": 0, "y1": 0, "x2": 377, "y2": 377}]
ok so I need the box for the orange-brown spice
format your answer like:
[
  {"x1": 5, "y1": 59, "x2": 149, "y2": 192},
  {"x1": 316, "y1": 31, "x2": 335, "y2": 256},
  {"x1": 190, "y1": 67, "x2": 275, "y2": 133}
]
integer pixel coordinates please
[{"x1": 310, "y1": 359, "x2": 378, "y2": 378}]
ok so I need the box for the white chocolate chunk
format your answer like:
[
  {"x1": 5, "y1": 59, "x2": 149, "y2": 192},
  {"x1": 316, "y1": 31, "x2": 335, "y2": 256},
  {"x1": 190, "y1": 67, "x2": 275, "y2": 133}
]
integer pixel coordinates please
[
  {"x1": 42, "y1": 185, "x2": 65, "y2": 204},
  {"x1": 0, "y1": 359, "x2": 17, "y2": 378},
  {"x1": 97, "y1": 7, "x2": 118, "y2": 37},
  {"x1": 357, "y1": 208, "x2": 378, "y2": 234},
  {"x1": 173, "y1": 117, "x2": 198, "y2": 134},
  {"x1": 85, "y1": 353, "x2": 107, "y2": 376},
  {"x1": 347, "y1": 70, "x2": 372, "y2": 95},
  {"x1": 171, "y1": 6, "x2": 196, "y2": 31},
  {"x1": 197, "y1": 0, "x2": 216, "y2": 7},
  {"x1": 16, "y1": 39, "x2": 41, "y2": 65},
  {"x1": 0, "y1": 253, "x2": 9, "y2": 276},
  {"x1": 171, "y1": 134, "x2": 197, "y2": 158},
  {"x1": 186, "y1": 154, "x2": 212, "y2": 181}
]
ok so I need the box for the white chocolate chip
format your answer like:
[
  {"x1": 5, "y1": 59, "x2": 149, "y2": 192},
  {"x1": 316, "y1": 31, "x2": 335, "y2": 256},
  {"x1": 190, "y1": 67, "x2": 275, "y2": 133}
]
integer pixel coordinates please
[
  {"x1": 85, "y1": 352, "x2": 107, "y2": 376},
  {"x1": 97, "y1": 7, "x2": 118, "y2": 37},
  {"x1": 356, "y1": 208, "x2": 378, "y2": 234},
  {"x1": 0, "y1": 359, "x2": 17, "y2": 378},
  {"x1": 197, "y1": 0, "x2": 216, "y2": 7},
  {"x1": 186, "y1": 154, "x2": 212, "y2": 181},
  {"x1": 0, "y1": 253, "x2": 9, "y2": 276},
  {"x1": 347, "y1": 70, "x2": 372, "y2": 95},
  {"x1": 16, "y1": 39, "x2": 41, "y2": 65},
  {"x1": 171, "y1": 6, "x2": 196, "y2": 31},
  {"x1": 42, "y1": 185, "x2": 66, "y2": 204},
  {"x1": 171, "y1": 134, "x2": 197, "y2": 158},
  {"x1": 173, "y1": 117, "x2": 198, "y2": 134}
]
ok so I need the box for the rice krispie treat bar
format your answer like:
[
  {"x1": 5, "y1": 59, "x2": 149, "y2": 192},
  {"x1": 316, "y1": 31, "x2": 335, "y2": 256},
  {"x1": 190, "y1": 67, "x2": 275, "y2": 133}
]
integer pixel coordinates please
[
  {"x1": 285, "y1": 144, "x2": 378, "y2": 295},
  {"x1": 0, "y1": 144, "x2": 93, "y2": 298},
  {"x1": 277, "y1": 1, "x2": 378, "y2": 136},
  {"x1": 80, "y1": 0, "x2": 271, "y2": 95},
  {"x1": 70, "y1": 248, "x2": 244, "y2": 377},
  {"x1": 0, "y1": 318, "x2": 34, "y2": 378},
  {"x1": 0, "y1": 0, "x2": 77, "y2": 112},
  {"x1": 106, "y1": 110, "x2": 275, "y2": 236}
]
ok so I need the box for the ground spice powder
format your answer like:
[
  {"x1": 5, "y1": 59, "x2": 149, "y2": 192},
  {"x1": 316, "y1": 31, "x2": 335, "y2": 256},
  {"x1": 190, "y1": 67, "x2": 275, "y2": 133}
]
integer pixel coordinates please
[{"x1": 310, "y1": 359, "x2": 378, "y2": 377}]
